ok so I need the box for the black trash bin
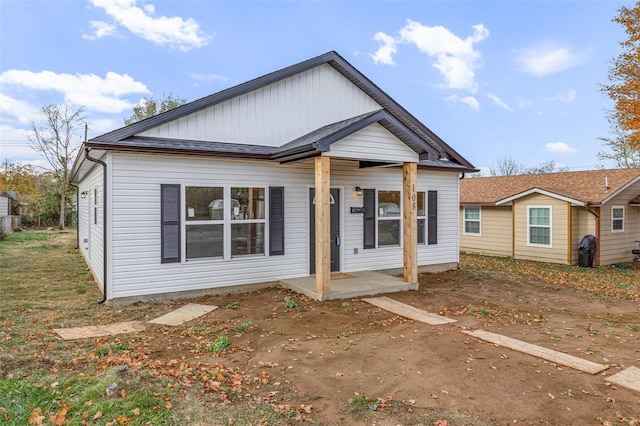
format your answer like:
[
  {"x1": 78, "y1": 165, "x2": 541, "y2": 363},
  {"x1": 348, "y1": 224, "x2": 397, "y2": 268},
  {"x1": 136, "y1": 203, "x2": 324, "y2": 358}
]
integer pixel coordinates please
[{"x1": 577, "y1": 235, "x2": 597, "y2": 267}]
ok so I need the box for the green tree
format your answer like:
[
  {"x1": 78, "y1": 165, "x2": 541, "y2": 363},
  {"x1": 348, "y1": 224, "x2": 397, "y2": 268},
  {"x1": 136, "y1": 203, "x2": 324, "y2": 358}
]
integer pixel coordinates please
[
  {"x1": 0, "y1": 161, "x2": 41, "y2": 212},
  {"x1": 27, "y1": 104, "x2": 85, "y2": 229},
  {"x1": 124, "y1": 93, "x2": 187, "y2": 125},
  {"x1": 601, "y1": 3, "x2": 640, "y2": 150}
]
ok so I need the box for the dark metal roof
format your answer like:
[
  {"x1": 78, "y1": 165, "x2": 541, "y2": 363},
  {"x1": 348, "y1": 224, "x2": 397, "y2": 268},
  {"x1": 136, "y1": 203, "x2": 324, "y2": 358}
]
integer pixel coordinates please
[{"x1": 90, "y1": 51, "x2": 474, "y2": 169}]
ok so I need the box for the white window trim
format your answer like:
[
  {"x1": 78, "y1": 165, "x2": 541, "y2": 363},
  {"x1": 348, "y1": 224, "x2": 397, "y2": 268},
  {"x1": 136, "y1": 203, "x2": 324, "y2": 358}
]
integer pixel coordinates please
[
  {"x1": 182, "y1": 185, "x2": 269, "y2": 263},
  {"x1": 376, "y1": 189, "x2": 402, "y2": 248},
  {"x1": 463, "y1": 206, "x2": 481, "y2": 236},
  {"x1": 611, "y1": 205, "x2": 624, "y2": 233},
  {"x1": 527, "y1": 205, "x2": 552, "y2": 248}
]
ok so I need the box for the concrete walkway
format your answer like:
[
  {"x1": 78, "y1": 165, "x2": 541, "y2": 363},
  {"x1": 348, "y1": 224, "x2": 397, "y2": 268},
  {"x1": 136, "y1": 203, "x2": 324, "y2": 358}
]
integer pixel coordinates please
[{"x1": 280, "y1": 271, "x2": 418, "y2": 301}]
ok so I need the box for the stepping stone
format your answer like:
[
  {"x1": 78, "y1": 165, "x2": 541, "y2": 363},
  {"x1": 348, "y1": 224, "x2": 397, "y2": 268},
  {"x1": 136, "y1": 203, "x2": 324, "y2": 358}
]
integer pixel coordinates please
[
  {"x1": 54, "y1": 321, "x2": 146, "y2": 340},
  {"x1": 363, "y1": 296, "x2": 457, "y2": 325},
  {"x1": 148, "y1": 303, "x2": 218, "y2": 326},
  {"x1": 462, "y1": 329, "x2": 608, "y2": 375},
  {"x1": 607, "y1": 366, "x2": 640, "y2": 393}
]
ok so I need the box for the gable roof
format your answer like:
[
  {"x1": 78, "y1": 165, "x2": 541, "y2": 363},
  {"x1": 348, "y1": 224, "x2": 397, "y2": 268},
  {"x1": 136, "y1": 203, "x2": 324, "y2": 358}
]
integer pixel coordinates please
[
  {"x1": 460, "y1": 168, "x2": 640, "y2": 206},
  {"x1": 85, "y1": 51, "x2": 473, "y2": 169}
]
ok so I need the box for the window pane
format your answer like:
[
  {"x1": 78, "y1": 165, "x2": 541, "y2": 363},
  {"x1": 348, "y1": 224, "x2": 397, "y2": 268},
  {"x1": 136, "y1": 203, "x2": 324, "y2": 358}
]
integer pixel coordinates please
[
  {"x1": 530, "y1": 226, "x2": 550, "y2": 245},
  {"x1": 186, "y1": 224, "x2": 223, "y2": 259},
  {"x1": 378, "y1": 191, "x2": 400, "y2": 217},
  {"x1": 613, "y1": 208, "x2": 624, "y2": 219},
  {"x1": 231, "y1": 187, "x2": 265, "y2": 220},
  {"x1": 529, "y1": 208, "x2": 549, "y2": 226},
  {"x1": 418, "y1": 219, "x2": 425, "y2": 244},
  {"x1": 465, "y1": 221, "x2": 480, "y2": 234},
  {"x1": 231, "y1": 223, "x2": 265, "y2": 255},
  {"x1": 465, "y1": 207, "x2": 480, "y2": 220},
  {"x1": 186, "y1": 187, "x2": 224, "y2": 221},
  {"x1": 417, "y1": 192, "x2": 425, "y2": 217},
  {"x1": 378, "y1": 220, "x2": 400, "y2": 246},
  {"x1": 613, "y1": 219, "x2": 623, "y2": 231}
]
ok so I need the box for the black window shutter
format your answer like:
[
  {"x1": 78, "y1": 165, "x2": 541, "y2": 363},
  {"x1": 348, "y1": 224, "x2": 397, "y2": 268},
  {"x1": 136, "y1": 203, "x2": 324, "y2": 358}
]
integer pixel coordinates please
[
  {"x1": 427, "y1": 190, "x2": 438, "y2": 245},
  {"x1": 269, "y1": 187, "x2": 285, "y2": 256},
  {"x1": 363, "y1": 188, "x2": 376, "y2": 249},
  {"x1": 161, "y1": 184, "x2": 181, "y2": 263}
]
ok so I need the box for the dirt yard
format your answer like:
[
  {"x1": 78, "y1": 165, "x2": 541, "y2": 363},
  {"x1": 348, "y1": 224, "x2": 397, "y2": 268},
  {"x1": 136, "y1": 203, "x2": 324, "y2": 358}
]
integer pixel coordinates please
[{"x1": 1, "y1": 231, "x2": 639, "y2": 425}]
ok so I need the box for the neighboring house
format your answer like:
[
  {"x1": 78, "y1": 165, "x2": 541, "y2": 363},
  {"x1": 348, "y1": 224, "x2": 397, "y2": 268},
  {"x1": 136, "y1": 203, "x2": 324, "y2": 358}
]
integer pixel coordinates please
[
  {"x1": 459, "y1": 168, "x2": 640, "y2": 266},
  {"x1": 70, "y1": 51, "x2": 475, "y2": 303},
  {"x1": 0, "y1": 191, "x2": 15, "y2": 234}
]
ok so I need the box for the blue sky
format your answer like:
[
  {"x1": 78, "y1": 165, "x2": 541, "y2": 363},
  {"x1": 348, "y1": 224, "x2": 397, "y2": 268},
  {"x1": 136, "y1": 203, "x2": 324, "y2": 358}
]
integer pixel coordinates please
[{"x1": 0, "y1": 0, "x2": 634, "y2": 173}]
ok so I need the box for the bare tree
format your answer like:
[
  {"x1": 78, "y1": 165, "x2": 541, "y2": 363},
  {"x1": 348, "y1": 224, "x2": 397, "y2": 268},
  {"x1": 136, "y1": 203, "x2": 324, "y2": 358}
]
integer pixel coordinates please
[
  {"x1": 597, "y1": 112, "x2": 640, "y2": 168},
  {"x1": 28, "y1": 104, "x2": 85, "y2": 229},
  {"x1": 488, "y1": 156, "x2": 526, "y2": 176},
  {"x1": 526, "y1": 160, "x2": 569, "y2": 174}
]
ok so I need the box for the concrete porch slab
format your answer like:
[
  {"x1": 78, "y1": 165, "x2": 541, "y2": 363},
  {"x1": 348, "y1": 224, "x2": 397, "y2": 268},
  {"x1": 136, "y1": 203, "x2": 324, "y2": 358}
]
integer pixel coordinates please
[{"x1": 280, "y1": 271, "x2": 418, "y2": 301}]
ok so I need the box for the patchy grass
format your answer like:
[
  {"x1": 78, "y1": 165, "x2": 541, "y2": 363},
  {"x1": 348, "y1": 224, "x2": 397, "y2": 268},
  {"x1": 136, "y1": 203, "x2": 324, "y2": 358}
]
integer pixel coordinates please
[{"x1": 461, "y1": 253, "x2": 640, "y2": 301}]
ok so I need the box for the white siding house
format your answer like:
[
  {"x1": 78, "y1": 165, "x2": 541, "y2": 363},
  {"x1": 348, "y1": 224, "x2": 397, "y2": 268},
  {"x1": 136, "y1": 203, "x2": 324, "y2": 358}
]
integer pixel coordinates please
[{"x1": 71, "y1": 51, "x2": 475, "y2": 303}]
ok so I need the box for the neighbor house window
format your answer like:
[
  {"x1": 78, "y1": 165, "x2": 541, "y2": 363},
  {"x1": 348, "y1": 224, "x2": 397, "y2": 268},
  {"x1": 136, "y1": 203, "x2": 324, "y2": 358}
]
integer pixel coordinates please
[
  {"x1": 528, "y1": 206, "x2": 551, "y2": 247},
  {"x1": 611, "y1": 206, "x2": 624, "y2": 232},
  {"x1": 417, "y1": 191, "x2": 426, "y2": 244},
  {"x1": 377, "y1": 190, "x2": 401, "y2": 246},
  {"x1": 463, "y1": 207, "x2": 481, "y2": 235},
  {"x1": 185, "y1": 186, "x2": 224, "y2": 259},
  {"x1": 230, "y1": 187, "x2": 265, "y2": 256}
]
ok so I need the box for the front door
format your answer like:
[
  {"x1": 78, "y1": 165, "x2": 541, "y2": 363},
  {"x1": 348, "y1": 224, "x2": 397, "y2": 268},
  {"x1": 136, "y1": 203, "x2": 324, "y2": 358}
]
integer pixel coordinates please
[{"x1": 309, "y1": 188, "x2": 340, "y2": 274}]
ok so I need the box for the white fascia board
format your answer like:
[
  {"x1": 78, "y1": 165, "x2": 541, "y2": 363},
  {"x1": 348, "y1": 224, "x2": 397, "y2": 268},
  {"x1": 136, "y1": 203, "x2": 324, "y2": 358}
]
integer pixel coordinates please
[
  {"x1": 600, "y1": 175, "x2": 640, "y2": 205},
  {"x1": 495, "y1": 188, "x2": 584, "y2": 206}
]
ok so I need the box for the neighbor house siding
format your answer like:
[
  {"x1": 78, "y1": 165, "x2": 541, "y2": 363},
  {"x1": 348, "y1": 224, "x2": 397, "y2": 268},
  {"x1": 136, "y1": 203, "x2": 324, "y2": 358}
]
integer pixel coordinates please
[
  {"x1": 0, "y1": 195, "x2": 9, "y2": 217},
  {"x1": 325, "y1": 123, "x2": 418, "y2": 163},
  {"x1": 78, "y1": 163, "x2": 105, "y2": 290},
  {"x1": 108, "y1": 153, "x2": 458, "y2": 299},
  {"x1": 599, "y1": 180, "x2": 640, "y2": 265},
  {"x1": 459, "y1": 206, "x2": 512, "y2": 257},
  {"x1": 513, "y1": 194, "x2": 569, "y2": 264},
  {"x1": 138, "y1": 64, "x2": 381, "y2": 147}
]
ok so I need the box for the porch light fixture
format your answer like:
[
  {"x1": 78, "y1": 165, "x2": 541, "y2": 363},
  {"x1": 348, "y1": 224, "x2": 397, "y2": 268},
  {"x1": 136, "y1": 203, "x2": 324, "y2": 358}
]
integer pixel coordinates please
[
  {"x1": 353, "y1": 186, "x2": 363, "y2": 197},
  {"x1": 80, "y1": 191, "x2": 87, "y2": 199}
]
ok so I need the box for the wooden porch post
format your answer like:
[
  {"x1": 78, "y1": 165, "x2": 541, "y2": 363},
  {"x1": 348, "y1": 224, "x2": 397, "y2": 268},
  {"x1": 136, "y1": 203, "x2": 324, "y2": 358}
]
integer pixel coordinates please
[
  {"x1": 403, "y1": 162, "x2": 418, "y2": 284},
  {"x1": 315, "y1": 156, "x2": 331, "y2": 297}
]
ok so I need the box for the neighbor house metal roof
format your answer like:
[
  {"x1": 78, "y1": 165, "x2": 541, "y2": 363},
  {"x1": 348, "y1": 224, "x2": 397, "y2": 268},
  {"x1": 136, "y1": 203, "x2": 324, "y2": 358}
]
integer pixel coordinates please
[
  {"x1": 86, "y1": 51, "x2": 474, "y2": 170},
  {"x1": 460, "y1": 168, "x2": 640, "y2": 206}
]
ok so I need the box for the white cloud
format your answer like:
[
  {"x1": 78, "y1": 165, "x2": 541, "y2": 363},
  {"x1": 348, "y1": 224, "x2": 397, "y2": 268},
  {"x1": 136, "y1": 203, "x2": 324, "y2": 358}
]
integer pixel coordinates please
[
  {"x1": 90, "y1": 0, "x2": 211, "y2": 52},
  {"x1": 487, "y1": 93, "x2": 510, "y2": 110},
  {"x1": 545, "y1": 89, "x2": 576, "y2": 103},
  {"x1": 0, "y1": 125, "x2": 41, "y2": 163},
  {"x1": 371, "y1": 32, "x2": 397, "y2": 65},
  {"x1": 445, "y1": 94, "x2": 480, "y2": 111},
  {"x1": 544, "y1": 142, "x2": 578, "y2": 154},
  {"x1": 371, "y1": 20, "x2": 489, "y2": 91},
  {"x1": 0, "y1": 69, "x2": 150, "y2": 113},
  {"x1": 518, "y1": 98, "x2": 532, "y2": 108},
  {"x1": 82, "y1": 20, "x2": 118, "y2": 40},
  {"x1": 0, "y1": 93, "x2": 38, "y2": 124},
  {"x1": 514, "y1": 43, "x2": 587, "y2": 77},
  {"x1": 88, "y1": 117, "x2": 119, "y2": 134},
  {"x1": 189, "y1": 72, "x2": 227, "y2": 83}
]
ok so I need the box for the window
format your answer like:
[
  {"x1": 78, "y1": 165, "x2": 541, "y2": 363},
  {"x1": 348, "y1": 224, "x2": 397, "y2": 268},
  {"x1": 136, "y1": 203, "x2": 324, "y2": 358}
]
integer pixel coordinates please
[
  {"x1": 185, "y1": 187, "x2": 224, "y2": 259},
  {"x1": 377, "y1": 190, "x2": 401, "y2": 246},
  {"x1": 463, "y1": 207, "x2": 481, "y2": 235},
  {"x1": 417, "y1": 192, "x2": 426, "y2": 244},
  {"x1": 230, "y1": 187, "x2": 265, "y2": 256},
  {"x1": 528, "y1": 206, "x2": 551, "y2": 247},
  {"x1": 93, "y1": 188, "x2": 98, "y2": 225},
  {"x1": 612, "y1": 206, "x2": 624, "y2": 232}
]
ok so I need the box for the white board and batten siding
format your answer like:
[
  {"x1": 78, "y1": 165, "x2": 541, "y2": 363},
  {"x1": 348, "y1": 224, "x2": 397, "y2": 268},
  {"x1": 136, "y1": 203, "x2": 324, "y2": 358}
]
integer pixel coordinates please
[
  {"x1": 77, "y1": 162, "x2": 105, "y2": 290},
  {"x1": 138, "y1": 64, "x2": 381, "y2": 147},
  {"x1": 108, "y1": 153, "x2": 459, "y2": 300},
  {"x1": 326, "y1": 123, "x2": 418, "y2": 163}
]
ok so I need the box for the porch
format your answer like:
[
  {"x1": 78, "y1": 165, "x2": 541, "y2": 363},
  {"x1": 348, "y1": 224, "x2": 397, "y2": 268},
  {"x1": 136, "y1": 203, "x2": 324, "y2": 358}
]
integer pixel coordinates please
[{"x1": 280, "y1": 271, "x2": 418, "y2": 301}]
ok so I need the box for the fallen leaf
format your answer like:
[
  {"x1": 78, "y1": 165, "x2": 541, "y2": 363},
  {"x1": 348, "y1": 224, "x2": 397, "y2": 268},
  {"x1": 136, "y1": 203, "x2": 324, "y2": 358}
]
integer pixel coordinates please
[
  {"x1": 131, "y1": 408, "x2": 140, "y2": 416},
  {"x1": 93, "y1": 411, "x2": 102, "y2": 420},
  {"x1": 335, "y1": 372, "x2": 343, "y2": 377},
  {"x1": 548, "y1": 393, "x2": 555, "y2": 400}
]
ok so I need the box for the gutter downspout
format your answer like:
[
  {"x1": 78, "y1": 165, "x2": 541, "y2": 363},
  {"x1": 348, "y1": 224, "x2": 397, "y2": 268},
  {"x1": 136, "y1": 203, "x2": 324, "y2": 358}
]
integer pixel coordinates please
[
  {"x1": 585, "y1": 203, "x2": 601, "y2": 266},
  {"x1": 69, "y1": 182, "x2": 79, "y2": 250},
  {"x1": 84, "y1": 147, "x2": 108, "y2": 304}
]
